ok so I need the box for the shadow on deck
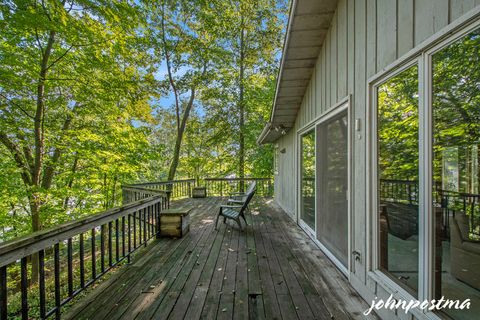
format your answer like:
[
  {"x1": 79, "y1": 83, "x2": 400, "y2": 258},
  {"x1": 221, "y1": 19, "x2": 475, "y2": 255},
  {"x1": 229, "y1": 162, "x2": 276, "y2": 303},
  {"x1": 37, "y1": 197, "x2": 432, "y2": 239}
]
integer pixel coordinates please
[{"x1": 65, "y1": 197, "x2": 376, "y2": 320}]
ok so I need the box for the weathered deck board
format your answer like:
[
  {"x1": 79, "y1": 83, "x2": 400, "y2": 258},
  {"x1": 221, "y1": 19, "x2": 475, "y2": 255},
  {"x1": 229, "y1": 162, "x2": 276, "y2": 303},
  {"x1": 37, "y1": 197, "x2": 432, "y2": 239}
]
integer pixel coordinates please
[{"x1": 65, "y1": 197, "x2": 377, "y2": 320}]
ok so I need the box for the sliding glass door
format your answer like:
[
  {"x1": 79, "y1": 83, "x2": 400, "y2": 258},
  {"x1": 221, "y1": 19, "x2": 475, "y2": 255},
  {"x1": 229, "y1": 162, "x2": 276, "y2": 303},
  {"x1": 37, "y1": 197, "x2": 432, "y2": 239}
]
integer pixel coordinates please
[
  {"x1": 373, "y1": 22, "x2": 480, "y2": 320},
  {"x1": 316, "y1": 111, "x2": 349, "y2": 267},
  {"x1": 431, "y1": 26, "x2": 480, "y2": 320},
  {"x1": 300, "y1": 130, "x2": 316, "y2": 231}
]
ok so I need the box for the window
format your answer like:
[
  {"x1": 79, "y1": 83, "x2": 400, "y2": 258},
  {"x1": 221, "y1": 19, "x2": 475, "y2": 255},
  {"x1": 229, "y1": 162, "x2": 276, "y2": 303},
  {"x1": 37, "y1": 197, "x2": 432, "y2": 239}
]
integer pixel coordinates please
[
  {"x1": 373, "y1": 21, "x2": 480, "y2": 319},
  {"x1": 301, "y1": 130, "x2": 315, "y2": 231},
  {"x1": 377, "y1": 64, "x2": 419, "y2": 295},
  {"x1": 432, "y1": 27, "x2": 480, "y2": 319}
]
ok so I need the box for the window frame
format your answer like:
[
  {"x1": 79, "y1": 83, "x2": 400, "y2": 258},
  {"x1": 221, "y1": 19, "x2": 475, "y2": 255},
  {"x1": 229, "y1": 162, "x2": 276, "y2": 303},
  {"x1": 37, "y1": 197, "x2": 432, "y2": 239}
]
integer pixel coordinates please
[
  {"x1": 299, "y1": 128, "x2": 317, "y2": 237},
  {"x1": 367, "y1": 12, "x2": 480, "y2": 320}
]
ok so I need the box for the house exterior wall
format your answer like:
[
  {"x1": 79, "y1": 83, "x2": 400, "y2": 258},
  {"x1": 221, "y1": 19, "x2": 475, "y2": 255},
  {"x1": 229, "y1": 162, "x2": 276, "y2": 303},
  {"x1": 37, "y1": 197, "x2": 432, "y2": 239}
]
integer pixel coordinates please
[{"x1": 273, "y1": 1, "x2": 480, "y2": 319}]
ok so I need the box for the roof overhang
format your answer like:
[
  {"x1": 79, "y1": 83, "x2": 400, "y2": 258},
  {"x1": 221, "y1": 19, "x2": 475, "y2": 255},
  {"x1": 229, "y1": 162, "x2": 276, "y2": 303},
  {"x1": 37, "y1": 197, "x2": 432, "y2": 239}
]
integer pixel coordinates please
[{"x1": 257, "y1": 0, "x2": 338, "y2": 144}]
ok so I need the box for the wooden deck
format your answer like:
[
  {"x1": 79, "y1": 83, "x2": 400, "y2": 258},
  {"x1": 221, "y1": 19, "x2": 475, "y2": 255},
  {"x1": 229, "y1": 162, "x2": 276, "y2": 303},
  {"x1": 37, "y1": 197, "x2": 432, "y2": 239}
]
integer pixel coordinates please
[{"x1": 65, "y1": 197, "x2": 376, "y2": 320}]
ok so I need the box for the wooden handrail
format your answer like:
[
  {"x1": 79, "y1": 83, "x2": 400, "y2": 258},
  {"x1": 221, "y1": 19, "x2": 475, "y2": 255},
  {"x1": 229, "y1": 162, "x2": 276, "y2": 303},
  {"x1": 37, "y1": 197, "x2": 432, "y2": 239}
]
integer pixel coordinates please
[
  {"x1": 126, "y1": 179, "x2": 196, "y2": 186},
  {"x1": 203, "y1": 177, "x2": 274, "y2": 197},
  {"x1": 0, "y1": 196, "x2": 162, "y2": 267},
  {"x1": 0, "y1": 190, "x2": 169, "y2": 319},
  {"x1": 204, "y1": 177, "x2": 272, "y2": 181}
]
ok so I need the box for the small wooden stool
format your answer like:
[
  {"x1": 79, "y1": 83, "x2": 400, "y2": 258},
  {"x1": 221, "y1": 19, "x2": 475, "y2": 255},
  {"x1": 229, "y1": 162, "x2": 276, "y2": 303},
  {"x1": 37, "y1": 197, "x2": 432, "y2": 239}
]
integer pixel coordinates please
[
  {"x1": 160, "y1": 208, "x2": 191, "y2": 237},
  {"x1": 192, "y1": 186, "x2": 207, "y2": 198}
]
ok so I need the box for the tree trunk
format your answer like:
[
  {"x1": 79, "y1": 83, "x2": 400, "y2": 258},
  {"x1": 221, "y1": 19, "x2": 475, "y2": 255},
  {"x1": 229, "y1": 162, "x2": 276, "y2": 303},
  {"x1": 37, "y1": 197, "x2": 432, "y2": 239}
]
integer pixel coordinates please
[
  {"x1": 167, "y1": 88, "x2": 195, "y2": 181},
  {"x1": 63, "y1": 155, "x2": 79, "y2": 210},
  {"x1": 238, "y1": 16, "x2": 246, "y2": 192},
  {"x1": 30, "y1": 30, "x2": 56, "y2": 283}
]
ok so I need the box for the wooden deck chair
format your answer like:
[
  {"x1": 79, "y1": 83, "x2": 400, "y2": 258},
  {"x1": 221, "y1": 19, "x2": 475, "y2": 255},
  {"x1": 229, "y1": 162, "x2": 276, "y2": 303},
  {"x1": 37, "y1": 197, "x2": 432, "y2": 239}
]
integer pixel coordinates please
[
  {"x1": 227, "y1": 181, "x2": 256, "y2": 205},
  {"x1": 216, "y1": 189, "x2": 256, "y2": 230}
]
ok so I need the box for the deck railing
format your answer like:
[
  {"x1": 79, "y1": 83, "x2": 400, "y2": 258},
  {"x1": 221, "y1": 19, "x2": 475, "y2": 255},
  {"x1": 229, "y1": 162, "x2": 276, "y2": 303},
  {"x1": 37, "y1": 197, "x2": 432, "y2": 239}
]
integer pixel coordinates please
[
  {"x1": 204, "y1": 177, "x2": 274, "y2": 197},
  {"x1": 0, "y1": 177, "x2": 273, "y2": 319},
  {"x1": 123, "y1": 179, "x2": 196, "y2": 201},
  {"x1": 379, "y1": 179, "x2": 480, "y2": 239},
  {"x1": 379, "y1": 179, "x2": 419, "y2": 204},
  {"x1": 0, "y1": 192, "x2": 168, "y2": 320}
]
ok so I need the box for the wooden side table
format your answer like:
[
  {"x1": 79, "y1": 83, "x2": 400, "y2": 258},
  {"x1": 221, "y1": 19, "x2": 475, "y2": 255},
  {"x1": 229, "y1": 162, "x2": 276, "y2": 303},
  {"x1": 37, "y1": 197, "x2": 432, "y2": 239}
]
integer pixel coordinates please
[
  {"x1": 160, "y1": 207, "x2": 191, "y2": 237},
  {"x1": 192, "y1": 186, "x2": 207, "y2": 198}
]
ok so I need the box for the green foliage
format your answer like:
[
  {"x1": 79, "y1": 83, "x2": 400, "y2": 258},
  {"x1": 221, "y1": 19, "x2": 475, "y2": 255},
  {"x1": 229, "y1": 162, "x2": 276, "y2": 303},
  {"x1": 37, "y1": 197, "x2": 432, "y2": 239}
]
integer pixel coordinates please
[
  {"x1": 378, "y1": 65, "x2": 419, "y2": 181},
  {"x1": 0, "y1": 0, "x2": 157, "y2": 240},
  {"x1": 0, "y1": 0, "x2": 286, "y2": 242}
]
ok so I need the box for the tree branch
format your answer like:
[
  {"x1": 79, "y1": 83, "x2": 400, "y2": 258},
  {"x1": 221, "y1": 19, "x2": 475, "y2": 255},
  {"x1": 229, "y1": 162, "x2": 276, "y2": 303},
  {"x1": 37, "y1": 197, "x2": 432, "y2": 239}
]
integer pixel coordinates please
[
  {"x1": 0, "y1": 132, "x2": 32, "y2": 185},
  {"x1": 161, "y1": 2, "x2": 180, "y2": 132},
  {"x1": 41, "y1": 112, "x2": 73, "y2": 189}
]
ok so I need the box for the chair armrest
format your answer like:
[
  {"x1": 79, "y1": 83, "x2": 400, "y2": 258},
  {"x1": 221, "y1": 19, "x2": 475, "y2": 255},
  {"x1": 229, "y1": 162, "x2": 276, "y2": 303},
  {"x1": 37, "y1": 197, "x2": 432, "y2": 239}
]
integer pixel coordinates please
[
  {"x1": 227, "y1": 199, "x2": 244, "y2": 203},
  {"x1": 221, "y1": 205, "x2": 242, "y2": 209},
  {"x1": 229, "y1": 192, "x2": 246, "y2": 196}
]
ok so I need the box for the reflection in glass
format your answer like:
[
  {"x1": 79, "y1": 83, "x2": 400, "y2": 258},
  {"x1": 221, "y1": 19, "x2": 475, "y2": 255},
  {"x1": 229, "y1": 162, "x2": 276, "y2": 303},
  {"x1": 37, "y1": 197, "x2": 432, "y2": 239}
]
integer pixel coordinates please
[
  {"x1": 377, "y1": 65, "x2": 419, "y2": 295},
  {"x1": 317, "y1": 112, "x2": 348, "y2": 266},
  {"x1": 433, "y1": 27, "x2": 480, "y2": 320},
  {"x1": 301, "y1": 130, "x2": 315, "y2": 230}
]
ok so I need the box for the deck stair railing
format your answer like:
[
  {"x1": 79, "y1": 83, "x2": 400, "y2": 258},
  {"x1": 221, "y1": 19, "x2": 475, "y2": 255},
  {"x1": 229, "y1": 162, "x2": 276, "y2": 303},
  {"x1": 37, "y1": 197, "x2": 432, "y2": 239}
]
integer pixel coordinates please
[{"x1": 0, "y1": 191, "x2": 168, "y2": 320}]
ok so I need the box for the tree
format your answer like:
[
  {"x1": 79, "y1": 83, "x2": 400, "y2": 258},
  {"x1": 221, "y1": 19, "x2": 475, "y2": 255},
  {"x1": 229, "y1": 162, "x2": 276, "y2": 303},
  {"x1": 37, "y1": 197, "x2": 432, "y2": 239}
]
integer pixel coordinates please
[
  {"x1": 0, "y1": 0, "x2": 155, "y2": 280},
  {"x1": 142, "y1": 0, "x2": 214, "y2": 181},
  {"x1": 199, "y1": 0, "x2": 286, "y2": 183}
]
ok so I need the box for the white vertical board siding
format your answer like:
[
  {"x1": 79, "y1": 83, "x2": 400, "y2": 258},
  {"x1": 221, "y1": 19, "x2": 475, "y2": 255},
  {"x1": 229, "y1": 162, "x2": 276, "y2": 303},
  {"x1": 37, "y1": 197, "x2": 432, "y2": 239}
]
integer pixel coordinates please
[
  {"x1": 275, "y1": 129, "x2": 296, "y2": 216},
  {"x1": 315, "y1": 58, "x2": 322, "y2": 119},
  {"x1": 330, "y1": 14, "x2": 338, "y2": 107},
  {"x1": 376, "y1": 0, "x2": 396, "y2": 71},
  {"x1": 397, "y1": 0, "x2": 414, "y2": 57},
  {"x1": 353, "y1": 0, "x2": 367, "y2": 285},
  {"x1": 273, "y1": 1, "x2": 480, "y2": 318},
  {"x1": 451, "y1": 0, "x2": 476, "y2": 21},
  {"x1": 337, "y1": 0, "x2": 347, "y2": 100}
]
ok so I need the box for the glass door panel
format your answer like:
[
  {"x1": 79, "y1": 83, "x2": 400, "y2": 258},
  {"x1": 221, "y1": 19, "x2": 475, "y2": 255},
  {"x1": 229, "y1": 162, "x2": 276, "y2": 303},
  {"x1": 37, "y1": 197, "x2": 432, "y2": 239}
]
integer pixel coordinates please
[
  {"x1": 377, "y1": 65, "x2": 419, "y2": 295},
  {"x1": 432, "y1": 26, "x2": 480, "y2": 319},
  {"x1": 301, "y1": 130, "x2": 316, "y2": 231},
  {"x1": 316, "y1": 111, "x2": 349, "y2": 267}
]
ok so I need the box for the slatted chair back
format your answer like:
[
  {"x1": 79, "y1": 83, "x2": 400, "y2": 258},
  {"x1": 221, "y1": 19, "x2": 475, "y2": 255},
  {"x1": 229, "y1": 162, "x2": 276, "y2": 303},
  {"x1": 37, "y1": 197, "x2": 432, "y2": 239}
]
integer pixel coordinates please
[
  {"x1": 245, "y1": 181, "x2": 256, "y2": 195},
  {"x1": 240, "y1": 187, "x2": 256, "y2": 215}
]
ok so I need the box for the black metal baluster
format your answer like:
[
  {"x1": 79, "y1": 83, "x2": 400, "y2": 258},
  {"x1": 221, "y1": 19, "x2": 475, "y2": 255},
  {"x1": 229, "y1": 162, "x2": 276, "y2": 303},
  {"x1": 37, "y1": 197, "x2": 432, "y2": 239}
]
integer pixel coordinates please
[
  {"x1": 79, "y1": 233, "x2": 85, "y2": 288},
  {"x1": 146, "y1": 206, "x2": 150, "y2": 239},
  {"x1": 115, "y1": 219, "x2": 119, "y2": 262},
  {"x1": 39, "y1": 249, "x2": 46, "y2": 319},
  {"x1": 122, "y1": 216, "x2": 126, "y2": 258},
  {"x1": 148, "y1": 206, "x2": 152, "y2": 239},
  {"x1": 156, "y1": 202, "x2": 161, "y2": 239},
  {"x1": 0, "y1": 266, "x2": 6, "y2": 320},
  {"x1": 54, "y1": 243, "x2": 61, "y2": 319},
  {"x1": 138, "y1": 208, "x2": 142, "y2": 246},
  {"x1": 100, "y1": 225, "x2": 105, "y2": 273},
  {"x1": 108, "y1": 221, "x2": 113, "y2": 267},
  {"x1": 67, "y1": 238, "x2": 73, "y2": 296},
  {"x1": 91, "y1": 228, "x2": 96, "y2": 279},
  {"x1": 128, "y1": 214, "x2": 132, "y2": 263},
  {"x1": 20, "y1": 257, "x2": 28, "y2": 320},
  {"x1": 143, "y1": 208, "x2": 147, "y2": 246},
  {"x1": 133, "y1": 211, "x2": 137, "y2": 248},
  {"x1": 150, "y1": 205, "x2": 154, "y2": 238}
]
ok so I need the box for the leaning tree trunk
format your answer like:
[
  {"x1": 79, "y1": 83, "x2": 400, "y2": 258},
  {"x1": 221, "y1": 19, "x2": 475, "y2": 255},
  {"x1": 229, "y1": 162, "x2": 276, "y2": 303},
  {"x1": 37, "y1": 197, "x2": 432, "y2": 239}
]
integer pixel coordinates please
[
  {"x1": 167, "y1": 88, "x2": 196, "y2": 181},
  {"x1": 238, "y1": 17, "x2": 246, "y2": 192}
]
